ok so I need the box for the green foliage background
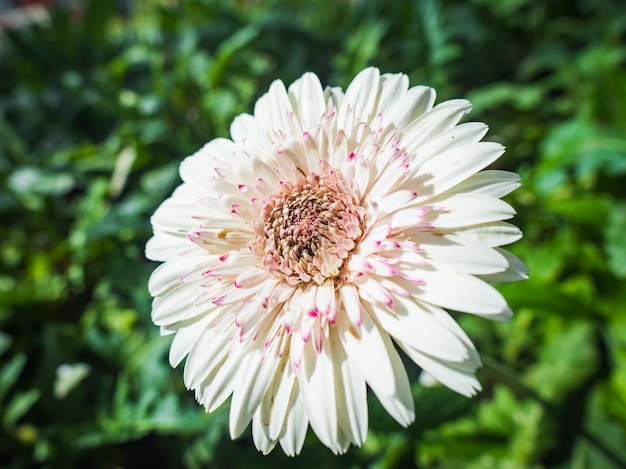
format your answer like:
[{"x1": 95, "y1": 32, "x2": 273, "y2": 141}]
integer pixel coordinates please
[{"x1": 1, "y1": 0, "x2": 626, "y2": 467}]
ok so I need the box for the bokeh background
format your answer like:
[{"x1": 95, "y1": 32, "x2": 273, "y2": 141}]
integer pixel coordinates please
[{"x1": 1, "y1": 0, "x2": 626, "y2": 467}]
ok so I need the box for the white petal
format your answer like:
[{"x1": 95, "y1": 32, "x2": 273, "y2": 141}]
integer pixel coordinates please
[
  {"x1": 230, "y1": 113, "x2": 260, "y2": 150},
  {"x1": 149, "y1": 184, "x2": 201, "y2": 235},
  {"x1": 151, "y1": 283, "x2": 208, "y2": 327},
  {"x1": 385, "y1": 84, "x2": 436, "y2": 131},
  {"x1": 252, "y1": 408, "x2": 277, "y2": 455},
  {"x1": 230, "y1": 343, "x2": 280, "y2": 438},
  {"x1": 234, "y1": 268, "x2": 267, "y2": 289},
  {"x1": 416, "y1": 232, "x2": 510, "y2": 275},
  {"x1": 399, "y1": 343, "x2": 482, "y2": 397},
  {"x1": 445, "y1": 170, "x2": 521, "y2": 198},
  {"x1": 315, "y1": 282, "x2": 338, "y2": 322},
  {"x1": 330, "y1": 328, "x2": 368, "y2": 446},
  {"x1": 338, "y1": 67, "x2": 381, "y2": 126},
  {"x1": 478, "y1": 248, "x2": 528, "y2": 282},
  {"x1": 421, "y1": 300, "x2": 482, "y2": 357},
  {"x1": 339, "y1": 284, "x2": 363, "y2": 327},
  {"x1": 288, "y1": 72, "x2": 327, "y2": 131},
  {"x1": 145, "y1": 232, "x2": 191, "y2": 262},
  {"x1": 326, "y1": 127, "x2": 349, "y2": 168},
  {"x1": 148, "y1": 255, "x2": 209, "y2": 297},
  {"x1": 183, "y1": 326, "x2": 234, "y2": 389},
  {"x1": 408, "y1": 121, "x2": 488, "y2": 168},
  {"x1": 376, "y1": 72, "x2": 410, "y2": 118},
  {"x1": 254, "y1": 79, "x2": 294, "y2": 136},
  {"x1": 370, "y1": 296, "x2": 469, "y2": 362},
  {"x1": 370, "y1": 259, "x2": 401, "y2": 278},
  {"x1": 440, "y1": 221, "x2": 523, "y2": 247},
  {"x1": 366, "y1": 156, "x2": 409, "y2": 201},
  {"x1": 225, "y1": 155, "x2": 284, "y2": 200},
  {"x1": 268, "y1": 364, "x2": 297, "y2": 440},
  {"x1": 427, "y1": 193, "x2": 516, "y2": 228},
  {"x1": 355, "y1": 276, "x2": 394, "y2": 308},
  {"x1": 338, "y1": 308, "x2": 414, "y2": 426},
  {"x1": 374, "y1": 189, "x2": 418, "y2": 217},
  {"x1": 299, "y1": 339, "x2": 339, "y2": 451},
  {"x1": 298, "y1": 283, "x2": 317, "y2": 318},
  {"x1": 197, "y1": 349, "x2": 240, "y2": 412},
  {"x1": 334, "y1": 427, "x2": 352, "y2": 455},
  {"x1": 325, "y1": 82, "x2": 344, "y2": 100},
  {"x1": 352, "y1": 154, "x2": 372, "y2": 198},
  {"x1": 382, "y1": 207, "x2": 429, "y2": 232},
  {"x1": 168, "y1": 313, "x2": 214, "y2": 367},
  {"x1": 301, "y1": 127, "x2": 323, "y2": 173},
  {"x1": 278, "y1": 380, "x2": 309, "y2": 456},
  {"x1": 179, "y1": 139, "x2": 239, "y2": 192},
  {"x1": 415, "y1": 142, "x2": 505, "y2": 196},
  {"x1": 414, "y1": 265, "x2": 509, "y2": 317},
  {"x1": 402, "y1": 99, "x2": 473, "y2": 155},
  {"x1": 204, "y1": 251, "x2": 259, "y2": 277},
  {"x1": 212, "y1": 283, "x2": 258, "y2": 307}
]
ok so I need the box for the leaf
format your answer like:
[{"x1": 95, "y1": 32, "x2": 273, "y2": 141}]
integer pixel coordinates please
[
  {"x1": 0, "y1": 353, "x2": 27, "y2": 402},
  {"x1": 547, "y1": 194, "x2": 611, "y2": 227},
  {"x1": 209, "y1": 24, "x2": 262, "y2": 87},
  {"x1": 469, "y1": 82, "x2": 544, "y2": 113},
  {"x1": 527, "y1": 322, "x2": 599, "y2": 401},
  {"x1": 3, "y1": 389, "x2": 41, "y2": 430},
  {"x1": 0, "y1": 332, "x2": 11, "y2": 357},
  {"x1": 605, "y1": 203, "x2": 626, "y2": 278},
  {"x1": 572, "y1": 387, "x2": 626, "y2": 469}
]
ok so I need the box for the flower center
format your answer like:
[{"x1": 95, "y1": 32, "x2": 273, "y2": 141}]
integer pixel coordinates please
[{"x1": 252, "y1": 169, "x2": 364, "y2": 285}]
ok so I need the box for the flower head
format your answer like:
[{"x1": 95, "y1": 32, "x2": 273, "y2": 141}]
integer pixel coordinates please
[{"x1": 146, "y1": 68, "x2": 527, "y2": 455}]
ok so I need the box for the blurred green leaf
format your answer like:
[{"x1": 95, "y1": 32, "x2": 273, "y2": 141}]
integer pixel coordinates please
[
  {"x1": 3, "y1": 389, "x2": 41, "y2": 430},
  {"x1": 0, "y1": 353, "x2": 27, "y2": 402},
  {"x1": 0, "y1": 332, "x2": 11, "y2": 357},
  {"x1": 527, "y1": 322, "x2": 599, "y2": 401},
  {"x1": 469, "y1": 82, "x2": 544, "y2": 113},
  {"x1": 605, "y1": 203, "x2": 626, "y2": 278}
]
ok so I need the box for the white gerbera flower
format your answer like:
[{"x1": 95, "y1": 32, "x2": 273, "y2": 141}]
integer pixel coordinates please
[{"x1": 146, "y1": 67, "x2": 527, "y2": 456}]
